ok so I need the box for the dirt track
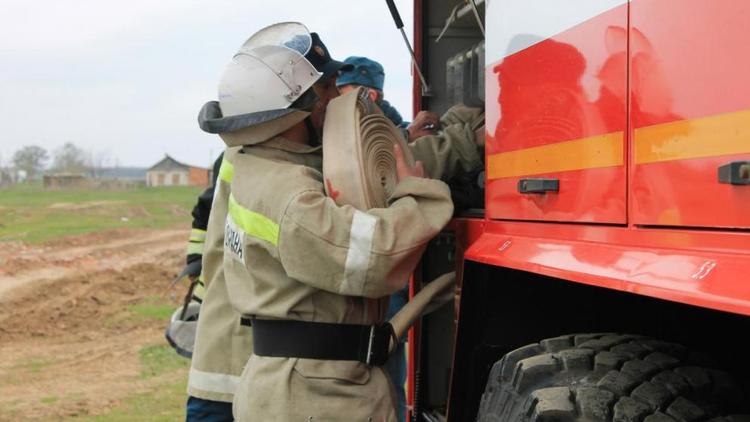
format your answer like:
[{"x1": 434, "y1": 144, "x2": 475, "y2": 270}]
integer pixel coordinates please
[{"x1": 0, "y1": 228, "x2": 189, "y2": 421}]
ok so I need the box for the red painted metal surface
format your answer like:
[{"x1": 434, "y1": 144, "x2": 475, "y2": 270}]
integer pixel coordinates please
[
  {"x1": 487, "y1": 166, "x2": 625, "y2": 223},
  {"x1": 407, "y1": 2, "x2": 423, "y2": 419},
  {"x1": 633, "y1": 154, "x2": 750, "y2": 228},
  {"x1": 477, "y1": 0, "x2": 750, "y2": 312},
  {"x1": 407, "y1": 272, "x2": 418, "y2": 422},
  {"x1": 484, "y1": 4, "x2": 628, "y2": 223},
  {"x1": 464, "y1": 218, "x2": 750, "y2": 317},
  {"x1": 630, "y1": 0, "x2": 750, "y2": 228}
]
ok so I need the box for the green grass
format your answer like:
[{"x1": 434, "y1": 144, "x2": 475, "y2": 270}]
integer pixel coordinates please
[
  {"x1": 40, "y1": 396, "x2": 59, "y2": 405},
  {"x1": 138, "y1": 344, "x2": 189, "y2": 379},
  {"x1": 27, "y1": 332, "x2": 189, "y2": 422},
  {"x1": 105, "y1": 296, "x2": 176, "y2": 329},
  {"x1": 12, "y1": 356, "x2": 53, "y2": 374},
  {"x1": 129, "y1": 301, "x2": 175, "y2": 321},
  {"x1": 53, "y1": 376, "x2": 188, "y2": 422},
  {"x1": 0, "y1": 184, "x2": 201, "y2": 243},
  {"x1": 24, "y1": 358, "x2": 52, "y2": 374},
  {"x1": 51, "y1": 344, "x2": 189, "y2": 421}
]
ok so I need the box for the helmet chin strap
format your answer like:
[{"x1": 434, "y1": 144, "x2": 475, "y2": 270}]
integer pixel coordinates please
[{"x1": 304, "y1": 116, "x2": 321, "y2": 147}]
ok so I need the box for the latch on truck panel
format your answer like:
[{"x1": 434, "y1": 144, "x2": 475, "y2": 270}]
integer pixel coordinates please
[
  {"x1": 718, "y1": 161, "x2": 750, "y2": 185},
  {"x1": 518, "y1": 178, "x2": 560, "y2": 194}
]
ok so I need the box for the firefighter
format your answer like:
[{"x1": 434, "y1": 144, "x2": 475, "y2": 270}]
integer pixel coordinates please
[
  {"x1": 176, "y1": 27, "x2": 356, "y2": 422},
  {"x1": 182, "y1": 148, "x2": 242, "y2": 421},
  {"x1": 186, "y1": 153, "x2": 224, "y2": 277},
  {"x1": 164, "y1": 153, "x2": 223, "y2": 360},
  {"x1": 201, "y1": 23, "x2": 484, "y2": 421}
]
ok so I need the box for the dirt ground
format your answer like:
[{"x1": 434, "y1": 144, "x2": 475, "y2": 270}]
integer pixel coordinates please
[{"x1": 0, "y1": 228, "x2": 189, "y2": 421}]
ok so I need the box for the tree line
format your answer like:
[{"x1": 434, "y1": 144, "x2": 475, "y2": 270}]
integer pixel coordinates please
[{"x1": 4, "y1": 143, "x2": 113, "y2": 181}]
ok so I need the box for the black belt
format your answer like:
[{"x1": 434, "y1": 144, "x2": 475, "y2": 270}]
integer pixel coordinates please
[{"x1": 249, "y1": 318, "x2": 394, "y2": 366}]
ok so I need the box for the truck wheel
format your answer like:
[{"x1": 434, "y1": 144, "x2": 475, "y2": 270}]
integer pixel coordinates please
[{"x1": 477, "y1": 334, "x2": 749, "y2": 422}]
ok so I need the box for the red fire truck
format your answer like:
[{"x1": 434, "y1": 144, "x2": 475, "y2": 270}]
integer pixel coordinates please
[{"x1": 404, "y1": 0, "x2": 750, "y2": 420}]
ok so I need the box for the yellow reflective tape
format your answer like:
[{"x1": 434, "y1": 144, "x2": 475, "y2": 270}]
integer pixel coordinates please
[
  {"x1": 189, "y1": 228, "x2": 207, "y2": 242},
  {"x1": 219, "y1": 159, "x2": 235, "y2": 184},
  {"x1": 192, "y1": 282, "x2": 206, "y2": 301},
  {"x1": 487, "y1": 132, "x2": 624, "y2": 179},
  {"x1": 186, "y1": 242, "x2": 204, "y2": 255},
  {"x1": 228, "y1": 194, "x2": 279, "y2": 246},
  {"x1": 634, "y1": 109, "x2": 750, "y2": 164}
]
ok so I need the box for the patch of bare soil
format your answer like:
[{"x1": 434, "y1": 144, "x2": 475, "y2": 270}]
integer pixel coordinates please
[
  {"x1": 47, "y1": 201, "x2": 127, "y2": 211},
  {"x1": 0, "y1": 228, "x2": 186, "y2": 297},
  {"x1": 0, "y1": 229, "x2": 190, "y2": 421}
]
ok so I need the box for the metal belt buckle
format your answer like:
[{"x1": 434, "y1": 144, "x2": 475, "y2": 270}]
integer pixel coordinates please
[{"x1": 365, "y1": 323, "x2": 394, "y2": 366}]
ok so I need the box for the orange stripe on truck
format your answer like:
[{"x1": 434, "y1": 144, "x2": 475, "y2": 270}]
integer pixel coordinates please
[
  {"x1": 487, "y1": 132, "x2": 624, "y2": 179},
  {"x1": 634, "y1": 108, "x2": 750, "y2": 164}
]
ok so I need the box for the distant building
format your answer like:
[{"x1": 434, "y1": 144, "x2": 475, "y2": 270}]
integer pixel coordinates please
[
  {"x1": 97, "y1": 167, "x2": 148, "y2": 181},
  {"x1": 146, "y1": 155, "x2": 209, "y2": 187},
  {"x1": 43, "y1": 173, "x2": 89, "y2": 189}
]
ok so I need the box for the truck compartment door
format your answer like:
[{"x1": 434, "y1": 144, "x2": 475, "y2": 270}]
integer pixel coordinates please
[
  {"x1": 630, "y1": 0, "x2": 750, "y2": 229},
  {"x1": 484, "y1": 0, "x2": 629, "y2": 223}
]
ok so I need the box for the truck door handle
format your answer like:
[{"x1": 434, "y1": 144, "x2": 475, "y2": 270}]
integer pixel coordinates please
[
  {"x1": 518, "y1": 178, "x2": 559, "y2": 194},
  {"x1": 718, "y1": 161, "x2": 750, "y2": 185}
]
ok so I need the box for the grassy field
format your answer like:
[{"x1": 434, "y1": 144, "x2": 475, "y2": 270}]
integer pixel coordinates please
[
  {"x1": 58, "y1": 377, "x2": 189, "y2": 422},
  {"x1": 0, "y1": 184, "x2": 200, "y2": 420},
  {"x1": 0, "y1": 184, "x2": 201, "y2": 243},
  {"x1": 69, "y1": 296, "x2": 191, "y2": 421}
]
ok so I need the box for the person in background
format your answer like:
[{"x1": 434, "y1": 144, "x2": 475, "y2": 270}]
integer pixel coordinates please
[{"x1": 336, "y1": 56, "x2": 441, "y2": 142}]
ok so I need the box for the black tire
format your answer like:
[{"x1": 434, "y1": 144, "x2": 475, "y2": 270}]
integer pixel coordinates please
[{"x1": 477, "y1": 334, "x2": 749, "y2": 422}]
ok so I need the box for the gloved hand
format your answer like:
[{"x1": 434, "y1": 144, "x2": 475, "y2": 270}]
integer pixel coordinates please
[
  {"x1": 170, "y1": 260, "x2": 202, "y2": 290},
  {"x1": 186, "y1": 253, "x2": 202, "y2": 266},
  {"x1": 165, "y1": 262, "x2": 204, "y2": 359},
  {"x1": 165, "y1": 301, "x2": 201, "y2": 358}
]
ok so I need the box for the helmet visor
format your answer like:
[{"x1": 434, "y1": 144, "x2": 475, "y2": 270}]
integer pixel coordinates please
[
  {"x1": 241, "y1": 22, "x2": 312, "y2": 56},
  {"x1": 234, "y1": 22, "x2": 321, "y2": 104}
]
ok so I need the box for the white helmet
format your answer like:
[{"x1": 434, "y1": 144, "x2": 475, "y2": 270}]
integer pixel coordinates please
[
  {"x1": 218, "y1": 22, "x2": 322, "y2": 117},
  {"x1": 198, "y1": 22, "x2": 351, "y2": 146}
]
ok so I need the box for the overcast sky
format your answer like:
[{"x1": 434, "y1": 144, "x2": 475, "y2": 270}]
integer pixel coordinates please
[{"x1": 0, "y1": 0, "x2": 414, "y2": 168}]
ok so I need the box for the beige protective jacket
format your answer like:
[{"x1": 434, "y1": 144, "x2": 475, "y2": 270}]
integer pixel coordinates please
[
  {"x1": 187, "y1": 148, "x2": 254, "y2": 403},
  {"x1": 227, "y1": 105, "x2": 483, "y2": 421}
]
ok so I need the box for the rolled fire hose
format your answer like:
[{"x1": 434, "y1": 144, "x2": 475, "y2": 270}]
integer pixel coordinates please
[
  {"x1": 322, "y1": 87, "x2": 416, "y2": 209},
  {"x1": 321, "y1": 88, "x2": 453, "y2": 352},
  {"x1": 388, "y1": 272, "x2": 456, "y2": 353}
]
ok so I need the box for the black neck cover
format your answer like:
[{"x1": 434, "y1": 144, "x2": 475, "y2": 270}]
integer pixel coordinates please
[{"x1": 304, "y1": 116, "x2": 320, "y2": 147}]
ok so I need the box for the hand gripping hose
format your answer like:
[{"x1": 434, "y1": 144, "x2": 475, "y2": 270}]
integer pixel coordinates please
[{"x1": 322, "y1": 87, "x2": 415, "y2": 210}]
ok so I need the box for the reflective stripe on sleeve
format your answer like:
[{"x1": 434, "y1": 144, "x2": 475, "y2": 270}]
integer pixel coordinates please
[
  {"x1": 227, "y1": 194, "x2": 279, "y2": 246},
  {"x1": 186, "y1": 242, "x2": 204, "y2": 256},
  {"x1": 341, "y1": 210, "x2": 377, "y2": 295},
  {"x1": 189, "y1": 228, "x2": 207, "y2": 242},
  {"x1": 219, "y1": 159, "x2": 235, "y2": 184},
  {"x1": 188, "y1": 368, "x2": 241, "y2": 395}
]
